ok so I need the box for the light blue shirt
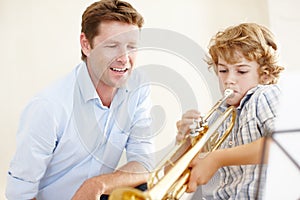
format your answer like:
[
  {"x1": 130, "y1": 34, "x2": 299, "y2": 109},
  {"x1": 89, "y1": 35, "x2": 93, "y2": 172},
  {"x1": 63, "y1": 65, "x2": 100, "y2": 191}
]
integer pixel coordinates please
[{"x1": 6, "y1": 62, "x2": 155, "y2": 200}]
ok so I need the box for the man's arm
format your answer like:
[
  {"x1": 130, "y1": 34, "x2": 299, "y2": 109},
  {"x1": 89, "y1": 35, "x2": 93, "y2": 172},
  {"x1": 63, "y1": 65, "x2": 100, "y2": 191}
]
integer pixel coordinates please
[
  {"x1": 6, "y1": 98, "x2": 58, "y2": 200},
  {"x1": 72, "y1": 161, "x2": 149, "y2": 200}
]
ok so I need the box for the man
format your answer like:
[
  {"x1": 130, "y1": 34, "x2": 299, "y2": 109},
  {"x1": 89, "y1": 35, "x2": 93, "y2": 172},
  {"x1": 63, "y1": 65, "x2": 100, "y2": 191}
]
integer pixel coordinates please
[{"x1": 6, "y1": 1, "x2": 155, "y2": 199}]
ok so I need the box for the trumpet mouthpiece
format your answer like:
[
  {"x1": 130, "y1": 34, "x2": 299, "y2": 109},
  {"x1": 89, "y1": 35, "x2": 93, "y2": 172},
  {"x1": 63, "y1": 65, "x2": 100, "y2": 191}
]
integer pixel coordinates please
[{"x1": 224, "y1": 89, "x2": 234, "y2": 98}]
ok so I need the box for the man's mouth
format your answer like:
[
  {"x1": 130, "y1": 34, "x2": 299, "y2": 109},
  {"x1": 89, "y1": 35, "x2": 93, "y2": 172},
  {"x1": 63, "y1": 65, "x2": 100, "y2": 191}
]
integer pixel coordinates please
[{"x1": 110, "y1": 67, "x2": 129, "y2": 73}]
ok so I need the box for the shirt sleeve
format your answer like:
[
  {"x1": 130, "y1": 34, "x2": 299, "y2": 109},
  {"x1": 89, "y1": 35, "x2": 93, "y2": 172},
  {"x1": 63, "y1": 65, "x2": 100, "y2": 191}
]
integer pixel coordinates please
[
  {"x1": 6, "y1": 97, "x2": 59, "y2": 199},
  {"x1": 125, "y1": 84, "x2": 156, "y2": 172},
  {"x1": 256, "y1": 85, "x2": 281, "y2": 136}
]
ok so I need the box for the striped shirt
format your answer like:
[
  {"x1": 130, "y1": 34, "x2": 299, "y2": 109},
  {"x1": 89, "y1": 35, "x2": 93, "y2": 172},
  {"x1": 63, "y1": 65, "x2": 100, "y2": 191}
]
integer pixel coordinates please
[{"x1": 213, "y1": 84, "x2": 280, "y2": 200}]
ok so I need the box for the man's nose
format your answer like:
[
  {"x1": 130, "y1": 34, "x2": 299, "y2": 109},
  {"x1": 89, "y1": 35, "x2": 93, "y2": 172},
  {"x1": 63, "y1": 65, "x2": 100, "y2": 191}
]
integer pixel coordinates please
[{"x1": 116, "y1": 50, "x2": 130, "y2": 64}]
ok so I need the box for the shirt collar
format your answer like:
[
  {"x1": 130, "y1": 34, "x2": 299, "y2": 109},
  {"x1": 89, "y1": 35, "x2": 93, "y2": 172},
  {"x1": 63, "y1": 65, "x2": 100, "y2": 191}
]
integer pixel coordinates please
[
  {"x1": 236, "y1": 85, "x2": 262, "y2": 110},
  {"x1": 76, "y1": 62, "x2": 133, "y2": 108},
  {"x1": 76, "y1": 62, "x2": 99, "y2": 103}
]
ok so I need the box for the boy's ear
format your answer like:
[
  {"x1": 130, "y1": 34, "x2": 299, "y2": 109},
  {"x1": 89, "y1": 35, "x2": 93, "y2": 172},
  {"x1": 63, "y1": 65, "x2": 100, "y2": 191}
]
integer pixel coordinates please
[
  {"x1": 260, "y1": 74, "x2": 272, "y2": 84},
  {"x1": 80, "y1": 33, "x2": 91, "y2": 58}
]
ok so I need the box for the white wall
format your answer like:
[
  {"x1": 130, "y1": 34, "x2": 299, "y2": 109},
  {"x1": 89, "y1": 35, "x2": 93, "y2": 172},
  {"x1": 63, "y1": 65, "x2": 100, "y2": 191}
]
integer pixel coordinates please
[
  {"x1": 1, "y1": 0, "x2": 299, "y2": 199},
  {"x1": 268, "y1": 0, "x2": 300, "y2": 71}
]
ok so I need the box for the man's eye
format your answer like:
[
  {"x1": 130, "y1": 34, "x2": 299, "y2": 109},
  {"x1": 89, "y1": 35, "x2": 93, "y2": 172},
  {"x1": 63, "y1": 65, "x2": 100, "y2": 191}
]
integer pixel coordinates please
[
  {"x1": 106, "y1": 44, "x2": 117, "y2": 48},
  {"x1": 219, "y1": 69, "x2": 227, "y2": 73},
  {"x1": 128, "y1": 45, "x2": 137, "y2": 50}
]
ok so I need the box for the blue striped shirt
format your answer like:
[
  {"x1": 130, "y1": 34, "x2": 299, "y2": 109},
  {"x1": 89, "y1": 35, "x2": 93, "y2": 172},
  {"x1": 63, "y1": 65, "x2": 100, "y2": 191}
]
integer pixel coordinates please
[{"x1": 214, "y1": 84, "x2": 280, "y2": 200}]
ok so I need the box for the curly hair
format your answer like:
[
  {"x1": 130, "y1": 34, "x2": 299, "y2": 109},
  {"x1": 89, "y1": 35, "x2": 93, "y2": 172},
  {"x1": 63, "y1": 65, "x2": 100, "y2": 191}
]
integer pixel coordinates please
[
  {"x1": 81, "y1": 0, "x2": 144, "y2": 61},
  {"x1": 206, "y1": 23, "x2": 284, "y2": 84}
]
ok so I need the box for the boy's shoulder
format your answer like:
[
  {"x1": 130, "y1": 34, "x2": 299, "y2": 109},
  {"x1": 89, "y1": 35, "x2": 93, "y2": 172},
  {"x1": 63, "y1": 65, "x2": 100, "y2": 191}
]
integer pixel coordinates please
[
  {"x1": 250, "y1": 84, "x2": 280, "y2": 100},
  {"x1": 239, "y1": 84, "x2": 280, "y2": 110},
  {"x1": 238, "y1": 85, "x2": 281, "y2": 126}
]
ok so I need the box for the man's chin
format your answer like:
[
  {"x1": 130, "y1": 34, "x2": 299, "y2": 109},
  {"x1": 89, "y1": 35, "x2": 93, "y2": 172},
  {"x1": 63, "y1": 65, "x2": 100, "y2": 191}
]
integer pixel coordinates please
[{"x1": 113, "y1": 79, "x2": 128, "y2": 88}]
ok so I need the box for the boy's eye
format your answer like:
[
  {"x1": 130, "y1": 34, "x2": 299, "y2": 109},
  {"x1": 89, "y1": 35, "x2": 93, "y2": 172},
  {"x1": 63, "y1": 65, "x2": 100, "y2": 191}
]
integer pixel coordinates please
[
  {"x1": 219, "y1": 69, "x2": 227, "y2": 73},
  {"x1": 238, "y1": 70, "x2": 248, "y2": 74}
]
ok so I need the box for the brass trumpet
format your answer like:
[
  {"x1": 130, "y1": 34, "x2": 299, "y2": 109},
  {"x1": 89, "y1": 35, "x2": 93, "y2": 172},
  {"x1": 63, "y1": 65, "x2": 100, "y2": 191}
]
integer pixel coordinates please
[{"x1": 109, "y1": 89, "x2": 237, "y2": 200}]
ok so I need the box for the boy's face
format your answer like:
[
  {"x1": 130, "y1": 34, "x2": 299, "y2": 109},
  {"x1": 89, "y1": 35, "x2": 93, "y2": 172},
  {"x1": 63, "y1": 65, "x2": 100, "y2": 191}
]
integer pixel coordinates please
[{"x1": 217, "y1": 52, "x2": 260, "y2": 107}]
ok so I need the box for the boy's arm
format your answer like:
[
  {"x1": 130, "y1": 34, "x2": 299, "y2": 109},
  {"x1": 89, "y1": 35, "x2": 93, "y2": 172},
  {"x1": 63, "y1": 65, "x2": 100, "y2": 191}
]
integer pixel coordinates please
[
  {"x1": 187, "y1": 137, "x2": 270, "y2": 192},
  {"x1": 214, "y1": 137, "x2": 270, "y2": 166}
]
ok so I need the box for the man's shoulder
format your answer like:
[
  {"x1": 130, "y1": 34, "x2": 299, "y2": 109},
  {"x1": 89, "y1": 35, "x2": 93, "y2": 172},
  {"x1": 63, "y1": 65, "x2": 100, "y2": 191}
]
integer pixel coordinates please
[
  {"x1": 28, "y1": 65, "x2": 79, "y2": 111},
  {"x1": 39, "y1": 68, "x2": 78, "y2": 99}
]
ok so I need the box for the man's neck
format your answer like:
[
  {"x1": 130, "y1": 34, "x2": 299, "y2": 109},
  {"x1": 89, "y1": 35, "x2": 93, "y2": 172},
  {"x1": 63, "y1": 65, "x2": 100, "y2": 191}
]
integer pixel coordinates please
[
  {"x1": 86, "y1": 65, "x2": 117, "y2": 108},
  {"x1": 96, "y1": 82, "x2": 117, "y2": 108}
]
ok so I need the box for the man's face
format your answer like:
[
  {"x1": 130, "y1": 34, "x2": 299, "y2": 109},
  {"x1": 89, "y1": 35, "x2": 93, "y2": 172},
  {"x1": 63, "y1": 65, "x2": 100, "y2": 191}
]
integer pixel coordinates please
[
  {"x1": 86, "y1": 21, "x2": 139, "y2": 89},
  {"x1": 217, "y1": 51, "x2": 260, "y2": 107}
]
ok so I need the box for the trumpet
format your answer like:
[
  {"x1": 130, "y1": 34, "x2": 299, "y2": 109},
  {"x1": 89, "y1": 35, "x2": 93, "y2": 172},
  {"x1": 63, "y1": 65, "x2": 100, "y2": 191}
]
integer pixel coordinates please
[{"x1": 109, "y1": 89, "x2": 237, "y2": 200}]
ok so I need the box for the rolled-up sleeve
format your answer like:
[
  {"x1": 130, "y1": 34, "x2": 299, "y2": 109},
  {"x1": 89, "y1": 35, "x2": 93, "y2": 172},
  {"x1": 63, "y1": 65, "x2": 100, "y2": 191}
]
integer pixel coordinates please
[{"x1": 6, "y1": 97, "x2": 58, "y2": 199}]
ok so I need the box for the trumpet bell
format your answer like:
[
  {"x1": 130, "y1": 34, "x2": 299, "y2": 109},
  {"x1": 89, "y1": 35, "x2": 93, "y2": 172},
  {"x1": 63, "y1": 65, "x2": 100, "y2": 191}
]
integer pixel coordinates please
[{"x1": 109, "y1": 187, "x2": 150, "y2": 200}]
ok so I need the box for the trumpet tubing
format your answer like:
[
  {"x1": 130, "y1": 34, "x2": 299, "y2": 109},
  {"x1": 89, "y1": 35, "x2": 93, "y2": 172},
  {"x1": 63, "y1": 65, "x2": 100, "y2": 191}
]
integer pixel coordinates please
[{"x1": 109, "y1": 89, "x2": 236, "y2": 200}]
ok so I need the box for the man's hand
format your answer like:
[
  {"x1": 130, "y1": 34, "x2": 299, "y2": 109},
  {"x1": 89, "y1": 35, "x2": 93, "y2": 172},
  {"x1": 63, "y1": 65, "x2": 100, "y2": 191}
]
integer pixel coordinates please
[
  {"x1": 176, "y1": 109, "x2": 201, "y2": 143},
  {"x1": 71, "y1": 161, "x2": 148, "y2": 200},
  {"x1": 72, "y1": 177, "x2": 106, "y2": 200}
]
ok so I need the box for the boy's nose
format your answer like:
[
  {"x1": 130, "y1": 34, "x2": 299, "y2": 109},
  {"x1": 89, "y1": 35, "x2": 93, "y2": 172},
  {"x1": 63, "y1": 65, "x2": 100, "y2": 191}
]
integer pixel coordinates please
[{"x1": 225, "y1": 72, "x2": 236, "y2": 85}]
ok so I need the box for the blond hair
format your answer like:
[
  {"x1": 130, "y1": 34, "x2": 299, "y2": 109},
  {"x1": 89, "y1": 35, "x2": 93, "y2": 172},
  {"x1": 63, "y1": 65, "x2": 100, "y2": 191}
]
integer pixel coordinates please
[{"x1": 207, "y1": 23, "x2": 284, "y2": 84}]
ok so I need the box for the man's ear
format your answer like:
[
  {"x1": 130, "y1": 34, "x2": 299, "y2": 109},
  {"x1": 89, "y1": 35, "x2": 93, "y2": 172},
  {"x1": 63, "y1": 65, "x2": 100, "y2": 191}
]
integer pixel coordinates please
[{"x1": 80, "y1": 33, "x2": 91, "y2": 58}]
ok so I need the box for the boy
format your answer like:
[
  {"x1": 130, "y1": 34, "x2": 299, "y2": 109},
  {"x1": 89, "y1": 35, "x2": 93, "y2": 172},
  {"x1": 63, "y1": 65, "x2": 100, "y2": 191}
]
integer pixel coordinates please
[{"x1": 176, "y1": 23, "x2": 284, "y2": 199}]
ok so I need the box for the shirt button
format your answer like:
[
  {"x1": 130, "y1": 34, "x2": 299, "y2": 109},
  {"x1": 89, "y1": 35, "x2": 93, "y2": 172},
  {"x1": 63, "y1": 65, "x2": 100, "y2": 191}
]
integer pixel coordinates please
[{"x1": 229, "y1": 141, "x2": 233, "y2": 146}]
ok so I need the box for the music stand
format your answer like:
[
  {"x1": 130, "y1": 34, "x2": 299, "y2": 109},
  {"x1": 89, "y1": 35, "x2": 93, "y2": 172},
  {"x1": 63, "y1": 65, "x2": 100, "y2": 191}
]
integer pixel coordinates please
[
  {"x1": 261, "y1": 72, "x2": 300, "y2": 200},
  {"x1": 262, "y1": 130, "x2": 300, "y2": 200}
]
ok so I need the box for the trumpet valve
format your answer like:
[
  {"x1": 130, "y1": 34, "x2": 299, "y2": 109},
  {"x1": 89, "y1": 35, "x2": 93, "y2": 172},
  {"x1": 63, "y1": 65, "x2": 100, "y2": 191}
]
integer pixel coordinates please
[{"x1": 189, "y1": 118, "x2": 205, "y2": 137}]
